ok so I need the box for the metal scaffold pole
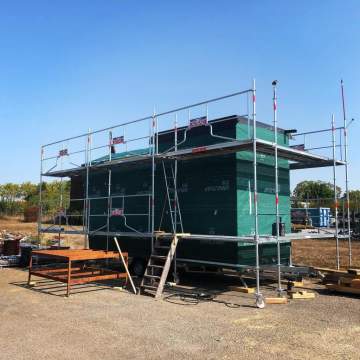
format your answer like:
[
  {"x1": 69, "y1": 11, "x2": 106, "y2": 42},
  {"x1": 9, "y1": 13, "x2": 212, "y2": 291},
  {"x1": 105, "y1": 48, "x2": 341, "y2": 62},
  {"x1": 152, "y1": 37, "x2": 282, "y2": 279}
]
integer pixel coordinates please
[
  {"x1": 84, "y1": 129, "x2": 91, "y2": 249},
  {"x1": 272, "y1": 80, "x2": 283, "y2": 295},
  {"x1": 59, "y1": 146, "x2": 64, "y2": 248},
  {"x1": 341, "y1": 80, "x2": 352, "y2": 267},
  {"x1": 151, "y1": 112, "x2": 156, "y2": 253},
  {"x1": 106, "y1": 131, "x2": 113, "y2": 252},
  {"x1": 38, "y1": 146, "x2": 44, "y2": 244},
  {"x1": 332, "y1": 115, "x2": 340, "y2": 270},
  {"x1": 173, "y1": 114, "x2": 178, "y2": 282},
  {"x1": 252, "y1": 79, "x2": 264, "y2": 308}
]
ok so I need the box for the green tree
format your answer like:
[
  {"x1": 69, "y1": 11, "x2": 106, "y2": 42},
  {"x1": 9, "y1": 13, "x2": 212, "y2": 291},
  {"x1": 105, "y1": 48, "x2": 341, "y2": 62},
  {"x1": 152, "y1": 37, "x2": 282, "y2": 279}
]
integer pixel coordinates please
[
  {"x1": 0, "y1": 180, "x2": 70, "y2": 218},
  {"x1": 292, "y1": 180, "x2": 341, "y2": 208},
  {"x1": 342, "y1": 190, "x2": 360, "y2": 212},
  {"x1": 20, "y1": 182, "x2": 38, "y2": 201},
  {"x1": 39, "y1": 180, "x2": 71, "y2": 217},
  {"x1": 0, "y1": 183, "x2": 23, "y2": 215}
]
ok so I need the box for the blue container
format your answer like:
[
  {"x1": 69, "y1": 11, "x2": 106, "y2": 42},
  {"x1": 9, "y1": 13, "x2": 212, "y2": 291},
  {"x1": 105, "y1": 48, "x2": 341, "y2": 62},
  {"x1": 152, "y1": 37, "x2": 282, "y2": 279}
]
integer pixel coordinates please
[{"x1": 292, "y1": 207, "x2": 330, "y2": 227}]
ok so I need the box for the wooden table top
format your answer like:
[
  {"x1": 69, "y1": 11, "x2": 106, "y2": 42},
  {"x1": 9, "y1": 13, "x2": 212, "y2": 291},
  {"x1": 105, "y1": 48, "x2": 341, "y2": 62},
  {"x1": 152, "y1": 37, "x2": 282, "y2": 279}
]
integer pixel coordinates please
[{"x1": 31, "y1": 249, "x2": 126, "y2": 261}]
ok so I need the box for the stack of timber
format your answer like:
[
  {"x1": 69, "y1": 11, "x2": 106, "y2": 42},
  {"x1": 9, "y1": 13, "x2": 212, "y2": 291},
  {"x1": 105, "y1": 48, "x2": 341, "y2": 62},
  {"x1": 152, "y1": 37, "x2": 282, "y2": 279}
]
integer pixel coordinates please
[{"x1": 322, "y1": 268, "x2": 360, "y2": 295}]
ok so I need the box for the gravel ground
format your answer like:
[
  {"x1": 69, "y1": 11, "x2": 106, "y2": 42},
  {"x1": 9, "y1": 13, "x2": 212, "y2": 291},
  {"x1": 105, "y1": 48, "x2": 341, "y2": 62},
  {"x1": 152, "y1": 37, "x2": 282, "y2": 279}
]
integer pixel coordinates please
[{"x1": 0, "y1": 268, "x2": 360, "y2": 360}]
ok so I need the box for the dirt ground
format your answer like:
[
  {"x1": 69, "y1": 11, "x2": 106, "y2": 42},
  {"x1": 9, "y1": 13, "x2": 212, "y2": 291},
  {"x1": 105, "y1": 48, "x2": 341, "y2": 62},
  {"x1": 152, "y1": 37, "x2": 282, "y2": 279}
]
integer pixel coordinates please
[
  {"x1": 292, "y1": 239, "x2": 360, "y2": 269},
  {"x1": 0, "y1": 268, "x2": 359, "y2": 360},
  {"x1": 0, "y1": 216, "x2": 85, "y2": 248},
  {"x1": 0, "y1": 216, "x2": 37, "y2": 234},
  {"x1": 1, "y1": 217, "x2": 360, "y2": 359}
]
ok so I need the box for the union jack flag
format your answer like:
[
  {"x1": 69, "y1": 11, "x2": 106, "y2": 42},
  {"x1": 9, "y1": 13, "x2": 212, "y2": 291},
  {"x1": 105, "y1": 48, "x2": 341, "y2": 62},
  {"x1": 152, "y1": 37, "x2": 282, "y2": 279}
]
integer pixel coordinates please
[
  {"x1": 58, "y1": 149, "x2": 68, "y2": 157},
  {"x1": 189, "y1": 116, "x2": 208, "y2": 129},
  {"x1": 112, "y1": 136, "x2": 125, "y2": 145},
  {"x1": 290, "y1": 144, "x2": 305, "y2": 151}
]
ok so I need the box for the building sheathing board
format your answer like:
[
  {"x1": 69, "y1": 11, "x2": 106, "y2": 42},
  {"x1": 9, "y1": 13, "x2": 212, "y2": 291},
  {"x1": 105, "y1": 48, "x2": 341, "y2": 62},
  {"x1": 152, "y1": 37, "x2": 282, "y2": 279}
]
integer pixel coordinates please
[{"x1": 235, "y1": 121, "x2": 291, "y2": 238}]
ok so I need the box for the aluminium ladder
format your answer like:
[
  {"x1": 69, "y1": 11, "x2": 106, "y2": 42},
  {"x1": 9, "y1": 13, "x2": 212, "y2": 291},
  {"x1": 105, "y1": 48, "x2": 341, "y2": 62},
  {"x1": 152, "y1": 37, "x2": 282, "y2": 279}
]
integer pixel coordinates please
[{"x1": 140, "y1": 162, "x2": 183, "y2": 298}]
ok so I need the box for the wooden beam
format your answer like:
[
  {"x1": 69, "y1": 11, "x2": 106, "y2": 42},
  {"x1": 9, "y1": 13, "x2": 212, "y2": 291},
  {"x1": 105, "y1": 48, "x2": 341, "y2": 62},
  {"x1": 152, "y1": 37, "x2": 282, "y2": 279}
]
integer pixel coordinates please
[
  {"x1": 348, "y1": 269, "x2": 360, "y2": 276},
  {"x1": 351, "y1": 279, "x2": 360, "y2": 289},
  {"x1": 290, "y1": 291, "x2": 315, "y2": 300},
  {"x1": 289, "y1": 281, "x2": 304, "y2": 287},
  {"x1": 265, "y1": 297, "x2": 288, "y2": 304},
  {"x1": 315, "y1": 267, "x2": 347, "y2": 274},
  {"x1": 326, "y1": 283, "x2": 360, "y2": 295},
  {"x1": 228, "y1": 286, "x2": 255, "y2": 294},
  {"x1": 339, "y1": 277, "x2": 353, "y2": 285}
]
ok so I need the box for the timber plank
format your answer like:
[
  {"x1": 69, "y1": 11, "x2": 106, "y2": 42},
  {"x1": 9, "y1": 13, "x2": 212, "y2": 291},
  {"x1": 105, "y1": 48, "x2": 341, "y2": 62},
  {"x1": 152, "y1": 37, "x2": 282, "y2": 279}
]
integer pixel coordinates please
[
  {"x1": 326, "y1": 283, "x2": 360, "y2": 295},
  {"x1": 265, "y1": 297, "x2": 288, "y2": 304},
  {"x1": 228, "y1": 286, "x2": 255, "y2": 294},
  {"x1": 348, "y1": 269, "x2": 360, "y2": 276},
  {"x1": 290, "y1": 291, "x2": 315, "y2": 300}
]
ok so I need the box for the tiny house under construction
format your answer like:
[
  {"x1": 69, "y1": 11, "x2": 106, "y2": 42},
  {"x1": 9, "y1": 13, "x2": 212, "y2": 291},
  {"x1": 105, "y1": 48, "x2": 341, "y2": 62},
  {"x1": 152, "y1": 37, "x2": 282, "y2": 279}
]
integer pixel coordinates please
[
  {"x1": 70, "y1": 115, "x2": 292, "y2": 270},
  {"x1": 39, "y1": 84, "x2": 349, "y2": 306}
]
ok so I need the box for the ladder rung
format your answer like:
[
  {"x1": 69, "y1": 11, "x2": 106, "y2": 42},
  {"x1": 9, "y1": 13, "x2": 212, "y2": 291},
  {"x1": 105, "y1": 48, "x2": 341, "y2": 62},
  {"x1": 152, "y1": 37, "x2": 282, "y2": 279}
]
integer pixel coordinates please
[
  {"x1": 148, "y1": 264, "x2": 164, "y2": 269},
  {"x1": 141, "y1": 284, "x2": 157, "y2": 290},
  {"x1": 144, "y1": 274, "x2": 160, "y2": 279},
  {"x1": 151, "y1": 255, "x2": 167, "y2": 260}
]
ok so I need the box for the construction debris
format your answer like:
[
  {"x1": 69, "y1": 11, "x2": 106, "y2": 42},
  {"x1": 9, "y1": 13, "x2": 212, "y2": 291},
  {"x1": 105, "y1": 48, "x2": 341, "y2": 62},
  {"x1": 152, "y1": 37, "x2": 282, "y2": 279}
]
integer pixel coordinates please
[
  {"x1": 323, "y1": 268, "x2": 360, "y2": 296},
  {"x1": 0, "y1": 230, "x2": 30, "y2": 255},
  {"x1": 0, "y1": 230, "x2": 36, "y2": 267},
  {"x1": 0, "y1": 255, "x2": 20, "y2": 268},
  {"x1": 0, "y1": 229, "x2": 30, "y2": 242}
]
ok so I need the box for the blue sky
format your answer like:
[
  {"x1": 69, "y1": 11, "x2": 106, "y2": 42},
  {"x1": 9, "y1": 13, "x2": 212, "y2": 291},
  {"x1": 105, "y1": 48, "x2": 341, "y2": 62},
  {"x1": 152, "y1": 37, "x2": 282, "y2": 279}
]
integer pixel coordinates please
[{"x1": 0, "y1": 1, "x2": 359, "y2": 192}]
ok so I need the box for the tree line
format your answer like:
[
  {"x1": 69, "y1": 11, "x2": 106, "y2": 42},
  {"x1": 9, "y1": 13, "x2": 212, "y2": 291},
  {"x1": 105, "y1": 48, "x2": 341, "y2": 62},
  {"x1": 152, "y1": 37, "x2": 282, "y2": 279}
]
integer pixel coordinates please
[
  {"x1": 0, "y1": 181, "x2": 70, "y2": 217},
  {"x1": 292, "y1": 180, "x2": 360, "y2": 212}
]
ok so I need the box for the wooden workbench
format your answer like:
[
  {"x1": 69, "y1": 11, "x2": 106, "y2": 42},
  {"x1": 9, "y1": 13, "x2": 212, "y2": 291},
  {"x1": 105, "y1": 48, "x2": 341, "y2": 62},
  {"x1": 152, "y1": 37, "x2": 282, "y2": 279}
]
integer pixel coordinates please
[{"x1": 28, "y1": 249, "x2": 128, "y2": 297}]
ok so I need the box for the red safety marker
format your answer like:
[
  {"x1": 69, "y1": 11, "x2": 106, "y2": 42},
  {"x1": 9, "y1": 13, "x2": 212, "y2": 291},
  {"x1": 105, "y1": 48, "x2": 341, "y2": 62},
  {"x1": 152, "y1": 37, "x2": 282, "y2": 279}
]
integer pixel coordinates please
[
  {"x1": 111, "y1": 208, "x2": 124, "y2": 216},
  {"x1": 192, "y1": 146, "x2": 207, "y2": 153}
]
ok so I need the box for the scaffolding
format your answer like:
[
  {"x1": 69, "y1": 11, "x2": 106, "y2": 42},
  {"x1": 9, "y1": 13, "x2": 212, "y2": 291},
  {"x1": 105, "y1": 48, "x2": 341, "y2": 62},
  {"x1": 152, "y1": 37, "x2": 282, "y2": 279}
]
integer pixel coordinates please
[{"x1": 38, "y1": 80, "x2": 351, "y2": 308}]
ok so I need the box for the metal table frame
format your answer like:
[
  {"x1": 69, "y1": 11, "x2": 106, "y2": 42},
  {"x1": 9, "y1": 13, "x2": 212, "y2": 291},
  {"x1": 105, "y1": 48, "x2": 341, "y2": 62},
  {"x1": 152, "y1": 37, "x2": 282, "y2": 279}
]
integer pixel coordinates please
[{"x1": 28, "y1": 249, "x2": 128, "y2": 297}]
